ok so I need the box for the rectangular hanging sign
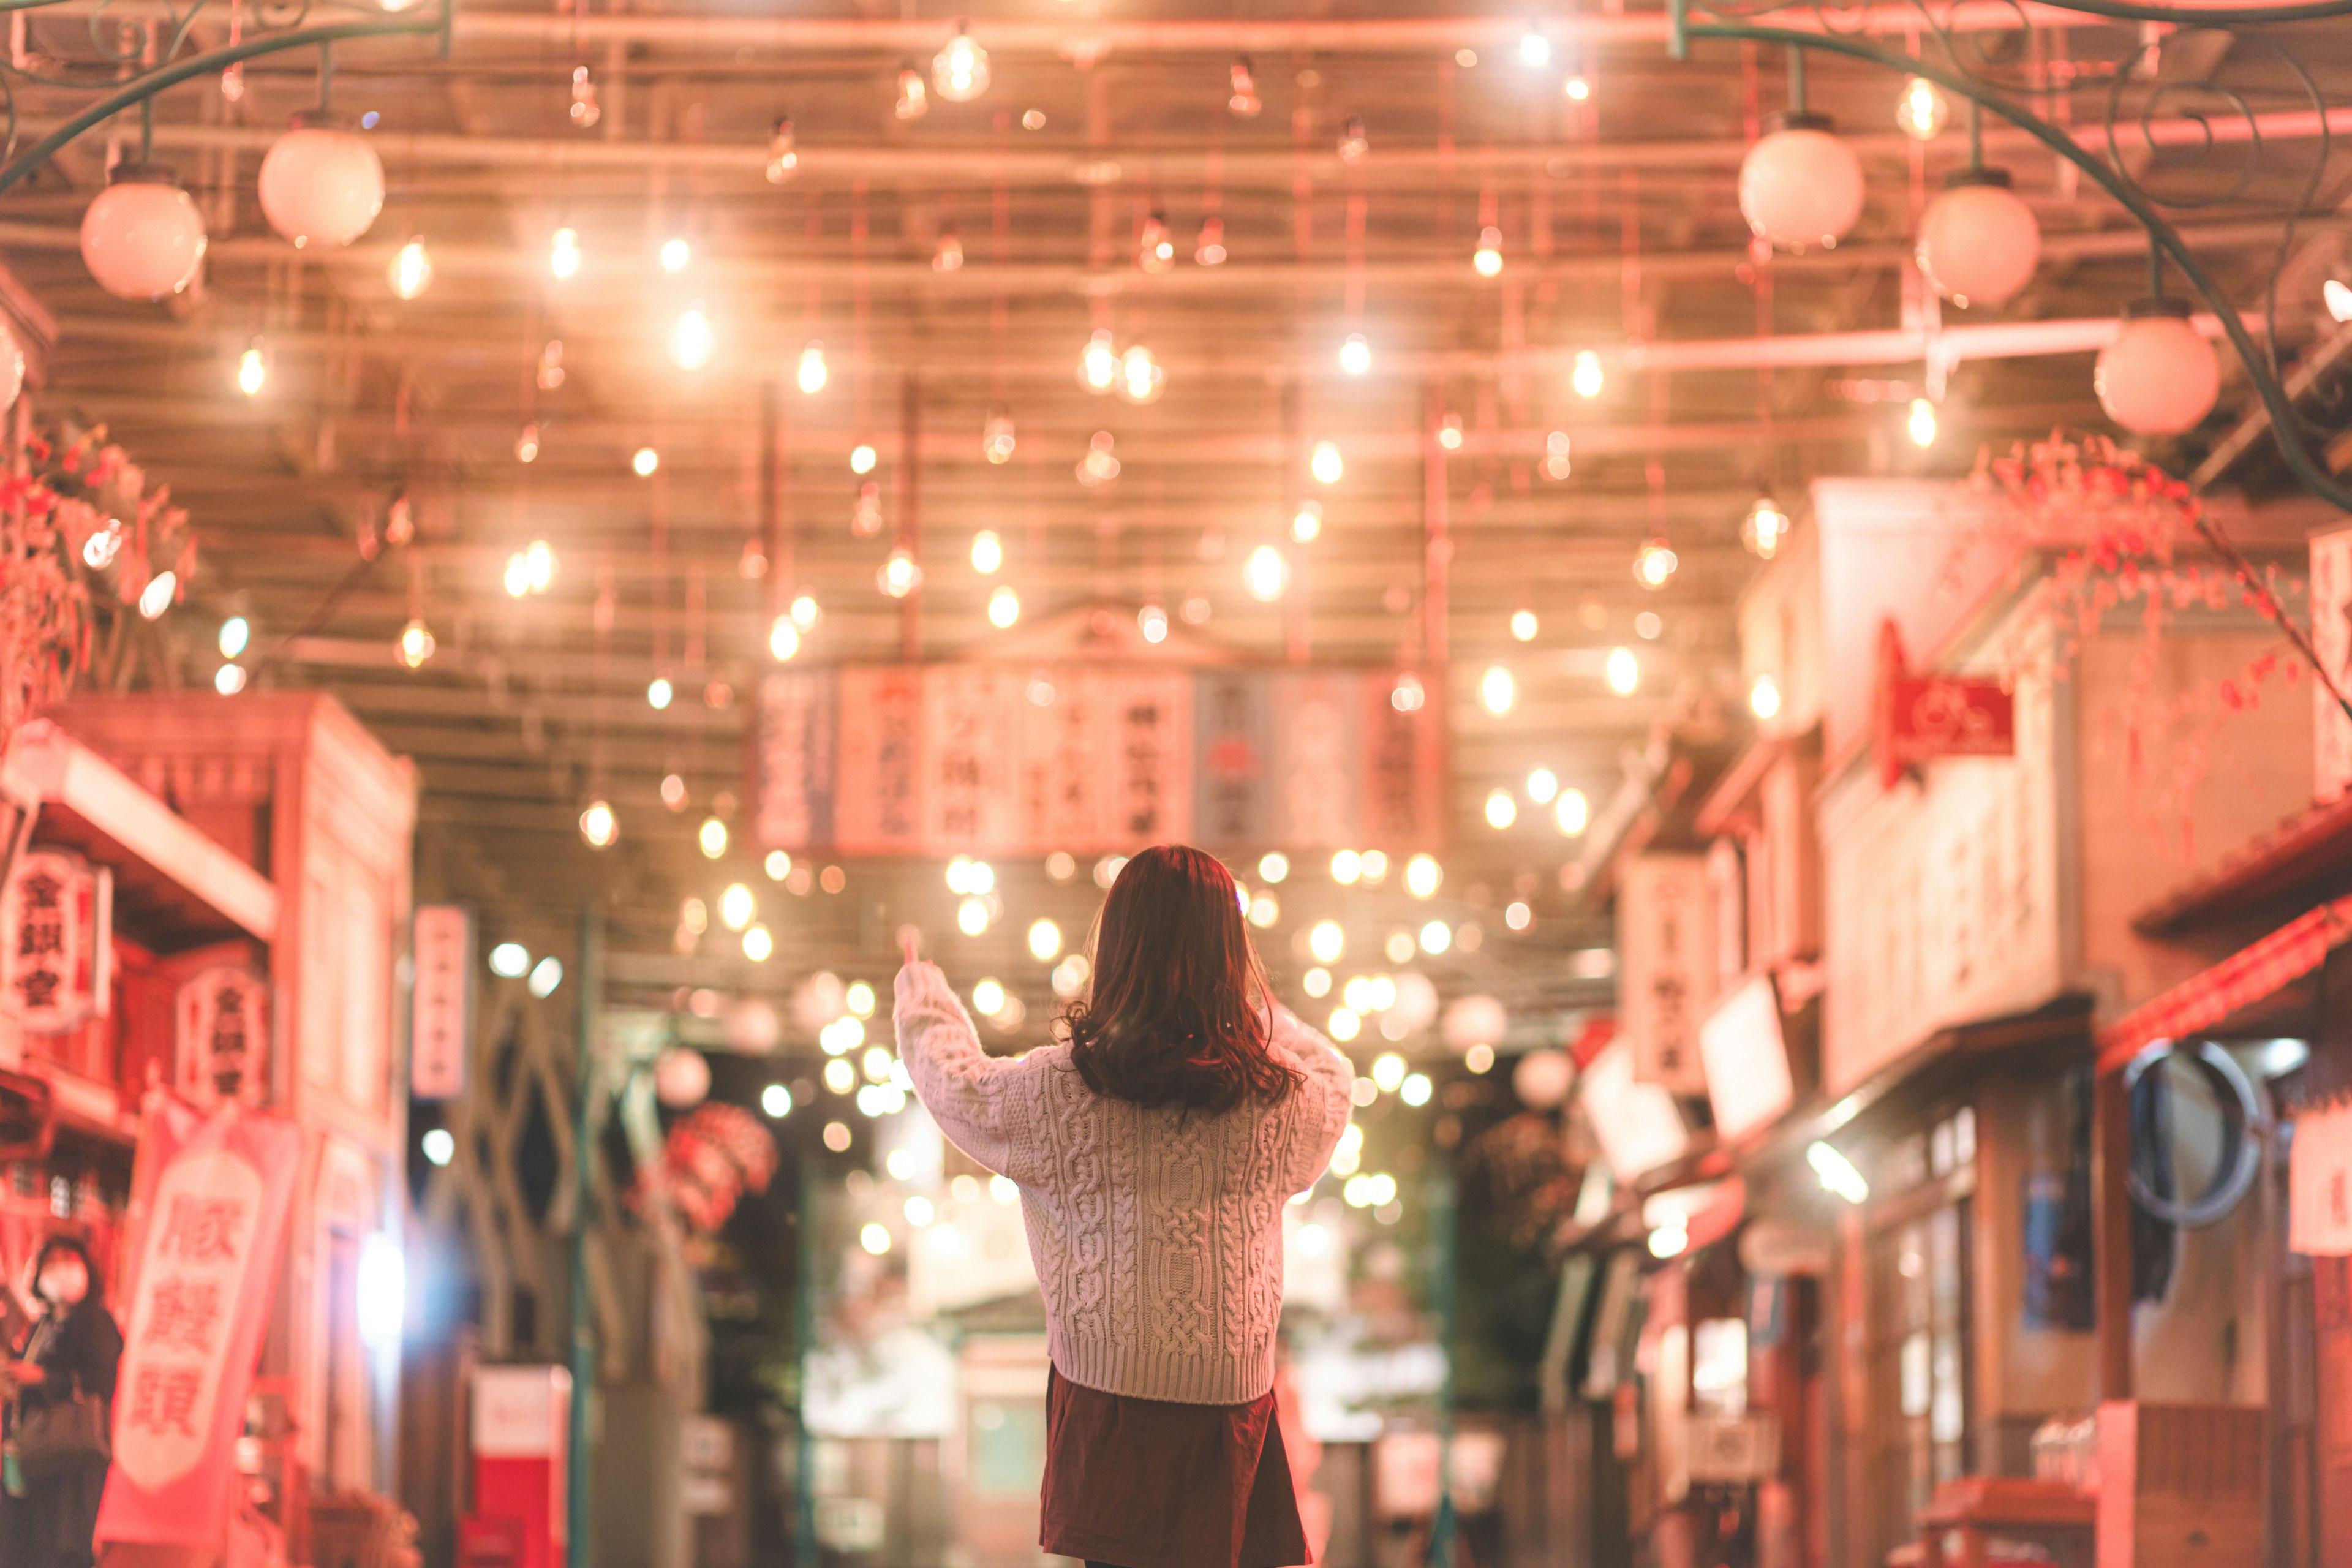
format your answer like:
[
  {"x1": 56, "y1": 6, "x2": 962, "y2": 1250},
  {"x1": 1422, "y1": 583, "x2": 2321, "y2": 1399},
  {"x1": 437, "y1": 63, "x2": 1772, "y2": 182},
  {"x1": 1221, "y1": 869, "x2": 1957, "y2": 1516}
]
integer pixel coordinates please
[
  {"x1": 2291, "y1": 1098, "x2": 2352, "y2": 1257},
  {"x1": 754, "y1": 666, "x2": 1444, "y2": 856},
  {"x1": 410, "y1": 905, "x2": 473, "y2": 1102}
]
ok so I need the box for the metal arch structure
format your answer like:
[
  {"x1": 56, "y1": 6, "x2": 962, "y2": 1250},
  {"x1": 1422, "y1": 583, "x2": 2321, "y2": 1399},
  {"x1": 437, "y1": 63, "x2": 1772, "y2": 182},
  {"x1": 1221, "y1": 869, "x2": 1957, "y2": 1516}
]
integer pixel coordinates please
[
  {"x1": 1666, "y1": 0, "x2": 2352, "y2": 513},
  {"x1": 0, "y1": 0, "x2": 450, "y2": 197}
]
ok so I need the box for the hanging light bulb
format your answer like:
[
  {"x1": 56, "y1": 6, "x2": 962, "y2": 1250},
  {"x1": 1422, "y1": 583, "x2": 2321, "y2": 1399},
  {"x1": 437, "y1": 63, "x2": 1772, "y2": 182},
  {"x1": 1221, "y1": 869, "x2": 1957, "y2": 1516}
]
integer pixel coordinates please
[
  {"x1": 933, "y1": 228, "x2": 965, "y2": 273},
  {"x1": 549, "y1": 225, "x2": 582, "y2": 279},
  {"x1": 257, "y1": 111, "x2": 385, "y2": 249},
  {"x1": 1510, "y1": 609, "x2": 1539, "y2": 641},
  {"x1": 1479, "y1": 662, "x2": 1517, "y2": 715},
  {"x1": 1740, "y1": 113, "x2": 1866, "y2": 251},
  {"x1": 1564, "y1": 72, "x2": 1592, "y2": 100},
  {"x1": 138, "y1": 570, "x2": 178, "y2": 620},
  {"x1": 1896, "y1": 75, "x2": 1950, "y2": 140},
  {"x1": 970, "y1": 529, "x2": 1005, "y2": 573},
  {"x1": 878, "y1": 546, "x2": 924, "y2": 598},
  {"x1": 932, "y1": 24, "x2": 990, "y2": 102},
  {"x1": 850, "y1": 443, "x2": 878, "y2": 475},
  {"x1": 647, "y1": 676, "x2": 674, "y2": 709},
  {"x1": 525, "y1": 539, "x2": 555, "y2": 592},
  {"x1": 769, "y1": 616, "x2": 801, "y2": 660},
  {"x1": 670, "y1": 302, "x2": 715, "y2": 370},
  {"x1": 1138, "y1": 213, "x2": 1176, "y2": 274},
  {"x1": 895, "y1": 66, "x2": 930, "y2": 121},
  {"x1": 659, "y1": 236, "x2": 692, "y2": 273},
  {"x1": 1195, "y1": 216, "x2": 1228, "y2": 266},
  {"x1": 1571, "y1": 349, "x2": 1605, "y2": 398},
  {"x1": 1118, "y1": 344, "x2": 1166, "y2": 404},
  {"x1": 1310, "y1": 440, "x2": 1343, "y2": 484},
  {"x1": 851, "y1": 481, "x2": 884, "y2": 535},
  {"x1": 766, "y1": 118, "x2": 799, "y2": 184},
  {"x1": 1750, "y1": 674, "x2": 1783, "y2": 720},
  {"x1": 397, "y1": 618, "x2": 435, "y2": 668},
  {"x1": 568, "y1": 64, "x2": 601, "y2": 127},
  {"x1": 1245, "y1": 545, "x2": 1289, "y2": 601},
  {"x1": 387, "y1": 235, "x2": 432, "y2": 299},
  {"x1": 987, "y1": 584, "x2": 1022, "y2": 627},
  {"x1": 538, "y1": 339, "x2": 565, "y2": 390},
  {"x1": 1605, "y1": 645, "x2": 1640, "y2": 695},
  {"x1": 236, "y1": 341, "x2": 268, "y2": 397},
  {"x1": 1076, "y1": 431, "x2": 1122, "y2": 486},
  {"x1": 503, "y1": 552, "x2": 532, "y2": 598},
  {"x1": 1907, "y1": 396, "x2": 1940, "y2": 447},
  {"x1": 579, "y1": 799, "x2": 618, "y2": 848},
  {"x1": 2324, "y1": 279, "x2": 2352, "y2": 323},
  {"x1": 698, "y1": 816, "x2": 729, "y2": 859},
  {"x1": 1336, "y1": 115, "x2": 1369, "y2": 164},
  {"x1": 1079, "y1": 329, "x2": 1120, "y2": 393},
  {"x1": 1339, "y1": 333, "x2": 1372, "y2": 375},
  {"x1": 1743, "y1": 496, "x2": 1790, "y2": 559},
  {"x1": 632, "y1": 446, "x2": 660, "y2": 477},
  {"x1": 1291, "y1": 500, "x2": 1323, "y2": 543},
  {"x1": 1521, "y1": 433, "x2": 1561, "y2": 485},
  {"x1": 1228, "y1": 58, "x2": 1262, "y2": 118},
  {"x1": 1473, "y1": 226, "x2": 1504, "y2": 278},
  {"x1": 982, "y1": 408, "x2": 1017, "y2": 463},
  {"x1": 1518, "y1": 28, "x2": 1553, "y2": 66},
  {"x1": 79, "y1": 163, "x2": 208, "y2": 301},
  {"x1": 1138, "y1": 603, "x2": 1169, "y2": 643},
  {"x1": 791, "y1": 594, "x2": 822, "y2": 630},
  {"x1": 219, "y1": 617, "x2": 251, "y2": 658},
  {"x1": 1438, "y1": 413, "x2": 1464, "y2": 451},
  {"x1": 797, "y1": 340, "x2": 829, "y2": 394},
  {"x1": 1634, "y1": 537, "x2": 1679, "y2": 589},
  {"x1": 1390, "y1": 671, "x2": 1426, "y2": 712},
  {"x1": 516, "y1": 424, "x2": 541, "y2": 463}
]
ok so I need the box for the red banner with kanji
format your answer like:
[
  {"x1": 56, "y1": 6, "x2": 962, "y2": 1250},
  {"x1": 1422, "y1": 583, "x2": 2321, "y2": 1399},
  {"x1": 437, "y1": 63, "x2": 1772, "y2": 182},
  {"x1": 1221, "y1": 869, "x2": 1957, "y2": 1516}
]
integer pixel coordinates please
[{"x1": 96, "y1": 1100, "x2": 303, "y2": 1550}]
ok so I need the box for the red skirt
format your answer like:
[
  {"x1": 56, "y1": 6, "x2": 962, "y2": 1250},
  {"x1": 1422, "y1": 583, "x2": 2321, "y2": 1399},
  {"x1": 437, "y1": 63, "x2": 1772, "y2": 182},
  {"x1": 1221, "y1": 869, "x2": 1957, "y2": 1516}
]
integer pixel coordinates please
[{"x1": 1039, "y1": 1367, "x2": 1311, "y2": 1568}]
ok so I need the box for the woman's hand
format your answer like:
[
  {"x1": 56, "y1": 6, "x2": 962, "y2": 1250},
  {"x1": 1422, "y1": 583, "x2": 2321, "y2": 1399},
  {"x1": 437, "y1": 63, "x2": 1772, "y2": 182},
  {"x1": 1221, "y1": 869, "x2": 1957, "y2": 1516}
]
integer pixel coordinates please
[{"x1": 7, "y1": 1361, "x2": 46, "y2": 1386}]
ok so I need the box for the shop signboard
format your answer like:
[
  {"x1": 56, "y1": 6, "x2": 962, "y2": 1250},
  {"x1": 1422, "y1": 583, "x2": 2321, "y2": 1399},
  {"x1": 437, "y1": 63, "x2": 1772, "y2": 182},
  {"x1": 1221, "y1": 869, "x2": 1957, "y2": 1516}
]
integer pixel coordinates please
[
  {"x1": 1619, "y1": 854, "x2": 1714, "y2": 1093},
  {"x1": 1698, "y1": 973, "x2": 1793, "y2": 1144},
  {"x1": 96, "y1": 1101, "x2": 303, "y2": 1551},
  {"x1": 2313, "y1": 525, "x2": 2352, "y2": 803},
  {"x1": 1578, "y1": 1043, "x2": 1689, "y2": 1182},
  {"x1": 472, "y1": 1365, "x2": 572, "y2": 1568},
  {"x1": 0, "y1": 848, "x2": 107, "y2": 1033},
  {"x1": 755, "y1": 665, "x2": 1443, "y2": 855},
  {"x1": 173, "y1": 965, "x2": 271, "y2": 1109},
  {"x1": 1875, "y1": 620, "x2": 2015, "y2": 789},
  {"x1": 410, "y1": 904, "x2": 473, "y2": 1102},
  {"x1": 2290, "y1": 1098, "x2": 2352, "y2": 1256}
]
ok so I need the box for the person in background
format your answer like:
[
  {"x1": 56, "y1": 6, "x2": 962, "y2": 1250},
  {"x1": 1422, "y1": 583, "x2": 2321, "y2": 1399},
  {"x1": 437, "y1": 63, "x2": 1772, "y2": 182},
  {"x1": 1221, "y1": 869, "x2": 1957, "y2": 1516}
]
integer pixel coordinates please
[
  {"x1": 895, "y1": 844, "x2": 1355, "y2": 1568},
  {"x1": 3, "y1": 1236, "x2": 123, "y2": 1568}
]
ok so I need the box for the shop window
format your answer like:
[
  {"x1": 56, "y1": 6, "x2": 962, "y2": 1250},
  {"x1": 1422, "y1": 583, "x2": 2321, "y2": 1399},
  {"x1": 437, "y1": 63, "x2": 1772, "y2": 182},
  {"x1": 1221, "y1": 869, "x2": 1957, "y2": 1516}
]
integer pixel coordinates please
[
  {"x1": 1692, "y1": 1317, "x2": 1749, "y2": 1419},
  {"x1": 1865, "y1": 1200, "x2": 1972, "y2": 1562}
]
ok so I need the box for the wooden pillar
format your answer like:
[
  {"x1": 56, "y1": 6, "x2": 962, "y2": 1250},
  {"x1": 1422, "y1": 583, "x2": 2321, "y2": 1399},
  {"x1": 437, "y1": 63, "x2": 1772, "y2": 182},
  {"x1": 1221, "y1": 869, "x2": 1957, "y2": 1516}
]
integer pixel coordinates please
[{"x1": 2090, "y1": 1066, "x2": 2135, "y2": 1402}]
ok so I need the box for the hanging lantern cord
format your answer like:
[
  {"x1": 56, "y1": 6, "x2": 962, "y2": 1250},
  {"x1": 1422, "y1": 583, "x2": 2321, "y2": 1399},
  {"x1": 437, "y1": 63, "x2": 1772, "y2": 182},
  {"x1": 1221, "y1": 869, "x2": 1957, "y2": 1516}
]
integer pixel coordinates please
[
  {"x1": 138, "y1": 96, "x2": 154, "y2": 160},
  {"x1": 1966, "y1": 96, "x2": 1983, "y2": 172},
  {"x1": 1786, "y1": 45, "x2": 1806, "y2": 114},
  {"x1": 318, "y1": 42, "x2": 334, "y2": 111}
]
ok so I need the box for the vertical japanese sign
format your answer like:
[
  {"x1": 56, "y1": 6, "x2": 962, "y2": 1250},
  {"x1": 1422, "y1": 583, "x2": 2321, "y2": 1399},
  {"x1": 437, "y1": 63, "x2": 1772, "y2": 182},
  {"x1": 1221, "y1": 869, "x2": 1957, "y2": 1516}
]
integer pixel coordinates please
[
  {"x1": 2313, "y1": 527, "x2": 2352, "y2": 804},
  {"x1": 1360, "y1": 677, "x2": 1445, "y2": 848},
  {"x1": 834, "y1": 668, "x2": 925, "y2": 854},
  {"x1": 97, "y1": 1103, "x2": 302, "y2": 1551},
  {"x1": 1193, "y1": 672, "x2": 1272, "y2": 845},
  {"x1": 925, "y1": 666, "x2": 1023, "y2": 851},
  {"x1": 1, "y1": 849, "x2": 104, "y2": 1033},
  {"x1": 410, "y1": 905, "x2": 472, "y2": 1102},
  {"x1": 1108, "y1": 673, "x2": 1193, "y2": 845},
  {"x1": 1272, "y1": 673, "x2": 1357, "y2": 848},
  {"x1": 1020, "y1": 669, "x2": 1110, "y2": 849},
  {"x1": 175, "y1": 967, "x2": 271, "y2": 1109},
  {"x1": 753, "y1": 669, "x2": 837, "y2": 849},
  {"x1": 2291, "y1": 1099, "x2": 2352, "y2": 1256},
  {"x1": 1620, "y1": 854, "x2": 1716, "y2": 1095}
]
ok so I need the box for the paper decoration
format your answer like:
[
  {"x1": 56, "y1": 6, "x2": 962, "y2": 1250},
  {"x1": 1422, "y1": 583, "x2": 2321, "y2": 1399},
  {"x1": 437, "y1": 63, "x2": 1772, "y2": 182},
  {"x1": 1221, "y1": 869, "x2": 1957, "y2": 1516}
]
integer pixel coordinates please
[
  {"x1": 410, "y1": 905, "x2": 473, "y2": 1102},
  {"x1": 1578, "y1": 1044, "x2": 1690, "y2": 1182},
  {"x1": 2291, "y1": 1099, "x2": 2352, "y2": 1256},
  {"x1": 97, "y1": 1102, "x2": 302, "y2": 1550},
  {"x1": 1699, "y1": 974, "x2": 1794, "y2": 1144},
  {"x1": 2315, "y1": 527, "x2": 2352, "y2": 804},
  {"x1": 1619, "y1": 854, "x2": 1716, "y2": 1093},
  {"x1": 756, "y1": 665, "x2": 1444, "y2": 856},
  {"x1": 1, "y1": 849, "x2": 106, "y2": 1033},
  {"x1": 174, "y1": 966, "x2": 271, "y2": 1109}
]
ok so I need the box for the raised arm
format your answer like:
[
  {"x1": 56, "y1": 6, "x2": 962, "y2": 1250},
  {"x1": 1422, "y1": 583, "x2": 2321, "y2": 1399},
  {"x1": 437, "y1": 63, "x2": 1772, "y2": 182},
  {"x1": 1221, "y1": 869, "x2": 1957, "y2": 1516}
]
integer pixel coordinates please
[
  {"x1": 1268, "y1": 1005, "x2": 1355, "y2": 1193},
  {"x1": 893, "y1": 960, "x2": 1040, "y2": 1182}
]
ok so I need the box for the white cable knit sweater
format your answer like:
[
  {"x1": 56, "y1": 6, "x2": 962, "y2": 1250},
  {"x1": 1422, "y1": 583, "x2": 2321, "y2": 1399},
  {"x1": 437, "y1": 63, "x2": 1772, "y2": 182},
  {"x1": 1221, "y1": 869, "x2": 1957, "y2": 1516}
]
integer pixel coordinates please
[{"x1": 894, "y1": 960, "x2": 1355, "y2": 1406}]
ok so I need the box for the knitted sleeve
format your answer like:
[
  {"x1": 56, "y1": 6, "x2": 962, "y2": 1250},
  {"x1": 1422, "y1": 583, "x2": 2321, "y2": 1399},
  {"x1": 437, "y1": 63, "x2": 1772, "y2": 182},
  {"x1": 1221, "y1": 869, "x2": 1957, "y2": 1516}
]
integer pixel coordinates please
[
  {"x1": 894, "y1": 960, "x2": 1044, "y2": 1184},
  {"x1": 1268, "y1": 1006, "x2": 1355, "y2": 1194}
]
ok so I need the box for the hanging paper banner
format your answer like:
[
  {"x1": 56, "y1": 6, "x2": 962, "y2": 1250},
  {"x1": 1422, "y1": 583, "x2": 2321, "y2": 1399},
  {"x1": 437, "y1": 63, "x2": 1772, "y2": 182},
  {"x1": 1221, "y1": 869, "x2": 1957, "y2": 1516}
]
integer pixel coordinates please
[
  {"x1": 2291, "y1": 1099, "x2": 2352, "y2": 1257},
  {"x1": 411, "y1": 904, "x2": 473, "y2": 1102},
  {"x1": 1699, "y1": 974, "x2": 1793, "y2": 1144},
  {"x1": 1620, "y1": 854, "x2": 1717, "y2": 1094},
  {"x1": 97, "y1": 1101, "x2": 303, "y2": 1551},
  {"x1": 174, "y1": 965, "x2": 271, "y2": 1110},
  {"x1": 1578, "y1": 1043, "x2": 1690, "y2": 1182},
  {"x1": 2314, "y1": 527, "x2": 2352, "y2": 804},
  {"x1": 755, "y1": 666, "x2": 1443, "y2": 856},
  {"x1": 1, "y1": 848, "x2": 105, "y2": 1033}
]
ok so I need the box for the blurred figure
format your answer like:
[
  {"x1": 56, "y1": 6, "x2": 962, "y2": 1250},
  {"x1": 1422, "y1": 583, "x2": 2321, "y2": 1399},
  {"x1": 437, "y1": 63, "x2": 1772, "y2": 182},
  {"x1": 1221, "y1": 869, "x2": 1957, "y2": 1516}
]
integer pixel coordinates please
[{"x1": 3, "y1": 1237, "x2": 123, "y2": 1568}]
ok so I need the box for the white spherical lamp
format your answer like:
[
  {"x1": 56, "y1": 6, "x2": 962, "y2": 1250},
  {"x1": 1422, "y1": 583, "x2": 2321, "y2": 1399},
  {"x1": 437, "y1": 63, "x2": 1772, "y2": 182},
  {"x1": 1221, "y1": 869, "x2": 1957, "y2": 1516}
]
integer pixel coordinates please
[
  {"x1": 1738, "y1": 113, "x2": 1865, "y2": 252},
  {"x1": 652, "y1": 1047, "x2": 712, "y2": 1109},
  {"x1": 2095, "y1": 299, "x2": 2220, "y2": 436},
  {"x1": 257, "y1": 113, "x2": 385, "y2": 249},
  {"x1": 1442, "y1": 993, "x2": 1509, "y2": 1053},
  {"x1": 1512, "y1": 1048, "x2": 1575, "y2": 1110},
  {"x1": 79, "y1": 164, "x2": 208, "y2": 300},
  {"x1": 1915, "y1": 167, "x2": 2040, "y2": 309}
]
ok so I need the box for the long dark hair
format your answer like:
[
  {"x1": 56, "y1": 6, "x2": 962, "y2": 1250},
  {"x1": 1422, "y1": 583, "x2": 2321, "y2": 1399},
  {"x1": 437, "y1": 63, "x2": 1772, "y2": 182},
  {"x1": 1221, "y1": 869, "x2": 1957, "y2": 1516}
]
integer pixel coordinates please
[{"x1": 1065, "y1": 845, "x2": 1302, "y2": 1113}]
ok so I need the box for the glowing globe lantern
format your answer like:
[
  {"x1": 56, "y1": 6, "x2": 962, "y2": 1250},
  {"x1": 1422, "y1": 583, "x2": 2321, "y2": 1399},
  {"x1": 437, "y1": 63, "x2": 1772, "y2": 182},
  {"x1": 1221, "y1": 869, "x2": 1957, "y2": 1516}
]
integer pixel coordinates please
[
  {"x1": 2095, "y1": 300, "x2": 2220, "y2": 436},
  {"x1": 257, "y1": 113, "x2": 385, "y2": 249},
  {"x1": 80, "y1": 164, "x2": 208, "y2": 300},
  {"x1": 1738, "y1": 113, "x2": 1864, "y2": 252},
  {"x1": 1915, "y1": 168, "x2": 2040, "y2": 309}
]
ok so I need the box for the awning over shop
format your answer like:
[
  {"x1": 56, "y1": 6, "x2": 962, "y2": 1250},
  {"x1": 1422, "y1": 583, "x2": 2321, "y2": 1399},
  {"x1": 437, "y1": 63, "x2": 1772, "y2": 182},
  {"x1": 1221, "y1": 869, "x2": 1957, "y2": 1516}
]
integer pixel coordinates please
[
  {"x1": 2096, "y1": 891, "x2": 2352, "y2": 1073},
  {"x1": 2132, "y1": 789, "x2": 2352, "y2": 937}
]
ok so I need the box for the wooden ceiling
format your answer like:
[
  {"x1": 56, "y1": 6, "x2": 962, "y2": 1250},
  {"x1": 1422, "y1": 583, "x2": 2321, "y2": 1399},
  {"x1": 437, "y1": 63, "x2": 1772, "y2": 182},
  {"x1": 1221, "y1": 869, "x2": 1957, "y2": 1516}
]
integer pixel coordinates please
[{"x1": 6, "y1": 0, "x2": 2348, "y2": 1016}]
